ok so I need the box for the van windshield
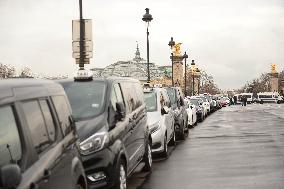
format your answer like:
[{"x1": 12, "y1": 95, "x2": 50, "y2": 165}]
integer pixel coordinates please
[{"x1": 63, "y1": 81, "x2": 106, "y2": 120}]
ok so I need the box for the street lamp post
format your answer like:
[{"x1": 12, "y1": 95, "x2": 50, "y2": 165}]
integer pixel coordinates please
[
  {"x1": 142, "y1": 8, "x2": 153, "y2": 83},
  {"x1": 183, "y1": 52, "x2": 188, "y2": 96},
  {"x1": 168, "y1": 37, "x2": 175, "y2": 86},
  {"x1": 191, "y1": 60, "x2": 195, "y2": 96},
  {"x1": 196, "y1": 68, "x2": 201, "y2": 95},
  {"x1": 79, "y1": 0, "x2": 85, "y2": 70}
]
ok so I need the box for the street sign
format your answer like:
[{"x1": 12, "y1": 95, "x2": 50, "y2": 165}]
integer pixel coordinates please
[
  {"x1": 75, "y1": 58, "x2": 90, "y2": 64},
  {"x1": 73, "y1": 52, "x2": 93, "y2": 59},
  {"x1": 72, "y1": 19, "x2": 93, "y2": 66},
  {"x1": 72, "y1": 41, "x2": 93, "y2": 53},
  {"x1": 72, "y1": 19, "x2": 92, "y2": 41}
]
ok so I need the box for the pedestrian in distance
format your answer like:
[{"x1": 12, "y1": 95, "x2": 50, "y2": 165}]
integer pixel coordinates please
[
  {"x1": 233, "y1": 95, "x2": 237, "y2": 105},
  {"x1": 241, "y1": 95, "x2": 247, "y2": 106},
  {"x1": 230, "y1": 97, "x2": 234, "y2": 105}
]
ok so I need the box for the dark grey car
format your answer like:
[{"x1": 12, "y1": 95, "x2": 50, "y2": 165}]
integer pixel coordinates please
[
  {"x1": 165, "y1": 87, "x2": 188, "y2": 140},
  {"x1": 0, "y1": 79, "x2": 86, "y2": 189}
]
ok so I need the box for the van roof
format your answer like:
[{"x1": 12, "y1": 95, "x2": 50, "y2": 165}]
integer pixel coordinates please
[
  {"x1": 0, "y1": 79, "x2": 65, "y2": 104},
  {"x1": 57, "y1": 76, "x2": 140, "y2": 84}
]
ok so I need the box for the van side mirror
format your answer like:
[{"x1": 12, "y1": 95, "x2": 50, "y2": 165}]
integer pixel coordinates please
[
  {"x1": 0, "y1": 164, "x2": 22, "y2": 189},
  {"x1": 115, "y1": 102, "x2": 126, "y2": 121}
]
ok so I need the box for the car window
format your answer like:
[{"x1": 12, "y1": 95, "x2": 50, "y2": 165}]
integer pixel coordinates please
[
  {"x1": 52, "y1": 96, "x2": 72, "y2": 135},
  {"x1": 39, "y1": 100, "x2": 56, "y2": 141},
  {"x1": 166, "y1": 88, "x2": 176, "y2": 104},
  {"x1": 120, "y1": 82, "x2": 135, "y2": 113},
  {"x1": 133, "y1": 82, "x2": 144, "y2": 109},
  {"x1": 22, "y1": 100, "x2": 51, "y2": 154},
  {"x1": 144, "y1": 92, "x2": 157, "y2": 112},
  {"x1": 0, "y1": 106, "x2": 22, "y2": 167},
  {"x1": 111, "y1": 83, "x2": 125, "y2": 111}
]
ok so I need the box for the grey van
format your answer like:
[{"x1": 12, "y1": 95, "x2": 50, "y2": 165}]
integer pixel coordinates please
[
  {"x1": 59, "y1": 77, "x2": 152, "y2": 189},
  {"x1": 0, "y1": 79, "x2": 86, "y2": 189}
]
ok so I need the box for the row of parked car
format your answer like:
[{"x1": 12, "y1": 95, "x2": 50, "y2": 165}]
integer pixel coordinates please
[{"x1": 0, "y1": 72, "x2": 224, "y2": 189}]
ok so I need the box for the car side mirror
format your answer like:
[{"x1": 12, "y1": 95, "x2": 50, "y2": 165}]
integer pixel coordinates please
[
  {"x1": 0, "y1": 164, "x2": 22, "y2": 189},
  {"x1": 161, "y1": 106, "x2": 169, "y2": 115},
  {"x1": 115, "y1": 102, "x2": 126, "y2": 121},
  {"x1": 180, "y1": 97, "x2": 184, "y2": 106}
]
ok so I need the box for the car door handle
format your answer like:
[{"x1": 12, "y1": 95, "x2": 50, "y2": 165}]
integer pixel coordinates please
[{"x1": 43, "y1": 169, "x2": 51, "y2": 181}]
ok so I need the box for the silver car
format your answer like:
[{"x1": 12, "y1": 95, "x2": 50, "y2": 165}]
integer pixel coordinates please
[{"x1": 143, "y1": 87, "x2": 175, "y2": 157}]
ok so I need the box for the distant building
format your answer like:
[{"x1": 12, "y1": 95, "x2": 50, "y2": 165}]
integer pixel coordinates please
[{"x1": 91, "y1": 44, "x2": 167, "y2": 81}]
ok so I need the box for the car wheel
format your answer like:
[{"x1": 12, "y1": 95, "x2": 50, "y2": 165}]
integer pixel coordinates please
[
  {"x1": 112, "y1": 160, "x2": 127, "y2": 189},
  {"x1": 142, "y1": 142, "x2": 152, "y2": 172},
  {"x1": 169, "y1": 129, "x2": 176, "y2": 146},
  {"x1": 160, "y1": 135, "x2": 168, "y2": 158},
  {"x1": 179, "y1": 121, "x2": 186, "y2": 140},
  {"x1": 76, "y1": 184, "x2": 84, "y2": 189}
]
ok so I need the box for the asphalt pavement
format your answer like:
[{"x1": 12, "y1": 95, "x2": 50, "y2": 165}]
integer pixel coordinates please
[{"x1": 129, "y1": 103, "x2": 284, "y2": 189}]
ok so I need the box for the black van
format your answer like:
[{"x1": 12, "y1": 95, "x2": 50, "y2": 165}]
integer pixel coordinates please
[
  {"x1": 59, "y1": 76, "x2": 152, "y2": 189},
  {"x1": 165, "y1": 87, "x2": 188, "y2": 140},
  {"x1": 0, "y1": 79, "x2": 86, "y2": 189}
]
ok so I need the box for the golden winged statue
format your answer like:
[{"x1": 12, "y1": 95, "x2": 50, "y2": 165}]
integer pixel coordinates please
[
  {"x1": 271, "y1": 64, "x2": 278, "y2": 73},
  {"x1": 172, "y1": 43, "x2": 182, "y2": 56}
]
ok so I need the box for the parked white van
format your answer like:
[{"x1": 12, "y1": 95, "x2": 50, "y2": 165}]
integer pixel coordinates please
[{"x1": 257, "y1": 92, "x2": 280, "y2": 103}]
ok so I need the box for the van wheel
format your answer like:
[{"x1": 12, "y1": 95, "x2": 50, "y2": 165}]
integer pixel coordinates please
[
  {"x1": 142, "y1": 142, "x2": 152, "y2": 172},
  {"x1": 160, "y1": 136, "x2": 168, "y2": 158},
  {"x1": 112, "y1": 159, "x2": 127, "y2": 189}
]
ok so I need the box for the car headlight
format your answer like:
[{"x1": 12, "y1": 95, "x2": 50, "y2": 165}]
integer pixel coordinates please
[
  {"x1": 150, "y1": 122, "x2": 161, "y2": 134},
  {"x1": 79, "y1": 131, "x2": 109, "y2": 155}
]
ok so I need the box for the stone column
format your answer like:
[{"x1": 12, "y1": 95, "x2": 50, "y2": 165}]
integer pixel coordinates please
[
  {"x1": 172, "y1": 55, "x2": 184, "y2": 87},
  {"x1": 269, "y1": 72, "x2": 279, "y2": 92}
]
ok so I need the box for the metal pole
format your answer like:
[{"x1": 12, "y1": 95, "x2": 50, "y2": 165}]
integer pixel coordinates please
[
  {"x1": 184, "y1": 59, "x2": 187, "y2": 96},
  {"x1": 171, "y1": 53, "x2": 174, "y2": 86},
  {"x1": 198, "y1": 78, "x2": 200, "y2": 95},
  {"x1": 147, "y1": 26, "x2": 150, "y2": 83},
  {"x1": 192, "y1": 74, "x2": 195, "y2": 96},
  {"x1": 79, "y1": 0, "x2": 85, "y2": 70}
]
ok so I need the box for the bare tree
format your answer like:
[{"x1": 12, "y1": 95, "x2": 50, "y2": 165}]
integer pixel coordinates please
[
  {"x1": 19, "y1": 67, "x2": 33, "y2": 78},
  {"x1": 0, "y1": 63, "x2": 16, "y2": 78}
]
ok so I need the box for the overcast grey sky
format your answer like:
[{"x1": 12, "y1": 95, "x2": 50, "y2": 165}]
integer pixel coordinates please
[{"x1": 0, "y1": 0, "x2": 283, "y2": 89}]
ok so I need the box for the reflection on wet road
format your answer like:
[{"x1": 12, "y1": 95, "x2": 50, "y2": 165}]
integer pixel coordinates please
[{"x1": 130, "y1": 104, "x2": 284, "y2": 189}]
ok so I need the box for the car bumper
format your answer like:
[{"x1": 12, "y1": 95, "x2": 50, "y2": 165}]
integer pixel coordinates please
[
  {"x1": 197, "y1": 112, "x2": 203, "y2": 119},
  {"x1": 81, "y1": 148, "x2": 117, "y2": 189},
  {"x1": 151, "y1": 127, "x2": 165, "y2": 154}
]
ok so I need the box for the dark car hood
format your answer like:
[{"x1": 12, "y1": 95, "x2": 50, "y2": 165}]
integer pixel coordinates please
[{"x1": 75, "y1": 113, "x2": 107, "y2": 142}]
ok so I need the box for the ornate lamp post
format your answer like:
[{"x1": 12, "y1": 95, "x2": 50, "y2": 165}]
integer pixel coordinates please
[
  {"x1": 183, "y1": 52, "x2": 188, "y2": 96},
  {"x1": 142, "y1": 8, "x2": 153, "y2": 83},
  {"x1": 168, "y1": 37, "x2": 175, "y2": 86},
  {"x1": 191, "y1": 60, "x2": 196, "y2": 96},
  {"x1": 196, "y1": 68, "x2": 201, "y2": 94}
]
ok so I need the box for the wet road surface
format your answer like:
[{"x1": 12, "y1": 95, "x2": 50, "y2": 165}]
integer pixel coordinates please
[{"x1": 129, "y1": 104, "x2": 284, "y2": 189}]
